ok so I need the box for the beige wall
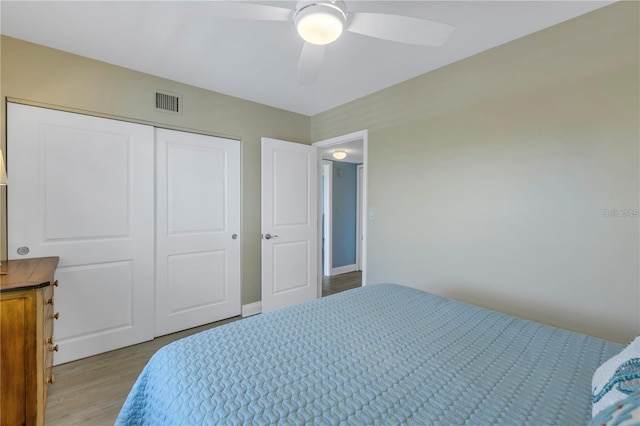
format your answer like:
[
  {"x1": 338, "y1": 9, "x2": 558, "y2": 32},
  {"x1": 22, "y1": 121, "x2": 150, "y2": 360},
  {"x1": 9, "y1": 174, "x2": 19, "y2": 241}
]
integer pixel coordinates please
[
  {"x1": 312, "y1": 2, "x2": 639, "y2": 343},
  {"x1": 0, "y1": 36, "x2": 311, "y2": 305}
]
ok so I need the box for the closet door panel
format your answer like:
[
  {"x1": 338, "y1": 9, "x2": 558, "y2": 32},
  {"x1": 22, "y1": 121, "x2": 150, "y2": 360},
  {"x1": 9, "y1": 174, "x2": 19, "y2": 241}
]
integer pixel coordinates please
[
  {"x1": 7, "y1": 103, "x2": 155, "y2": 365},
  {"x1": 155, "y1": 128, "x2": 241, "y2": 336}
]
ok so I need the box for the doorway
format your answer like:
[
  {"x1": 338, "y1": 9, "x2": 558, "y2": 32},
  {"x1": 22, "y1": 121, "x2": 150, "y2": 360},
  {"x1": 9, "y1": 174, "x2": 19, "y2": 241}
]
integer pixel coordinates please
[{"x1": 313, "y1": 130, "x2": 368, "y2": 289}]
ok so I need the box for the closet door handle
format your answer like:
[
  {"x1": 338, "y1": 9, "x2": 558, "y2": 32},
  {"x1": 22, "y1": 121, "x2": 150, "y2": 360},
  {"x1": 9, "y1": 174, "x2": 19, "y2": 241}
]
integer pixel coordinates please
[{"x1": 264, "y1": 234, "x2": 278, "y2": 240}]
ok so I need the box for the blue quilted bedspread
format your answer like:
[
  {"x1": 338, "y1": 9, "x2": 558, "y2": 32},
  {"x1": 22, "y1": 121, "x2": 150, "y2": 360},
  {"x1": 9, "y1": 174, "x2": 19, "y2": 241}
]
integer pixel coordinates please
[{"x1": 116, "y1": 284, "x2": 622, "y2": 425}]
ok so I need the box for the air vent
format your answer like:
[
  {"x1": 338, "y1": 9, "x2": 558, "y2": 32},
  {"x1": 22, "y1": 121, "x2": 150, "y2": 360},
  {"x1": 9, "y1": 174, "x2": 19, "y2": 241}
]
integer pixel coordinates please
[{"x1": 155, "y1": 91, "x2": 182, "y2": 115}]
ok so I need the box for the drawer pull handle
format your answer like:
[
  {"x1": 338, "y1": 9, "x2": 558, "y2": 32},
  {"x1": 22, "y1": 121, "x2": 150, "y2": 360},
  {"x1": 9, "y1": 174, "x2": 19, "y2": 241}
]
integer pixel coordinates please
[
  {"x1": 47, "y1": 375, "x2": 55, "y2": 384},
  {"x1": 46, "y1": 297, "x2": 54, "y2": 305},
  {"x1": 52, "y1": 312, "x2": 60, "y2": 320},
  {"x1": 46, "y1": 337, "x2": 54, "y2": 345},
  {"x1": 51, "y1": 344, "x2": 59, "y2": 352},
  {"x1": 53, "y1": 280, "x2": 59, "y2": 287}
]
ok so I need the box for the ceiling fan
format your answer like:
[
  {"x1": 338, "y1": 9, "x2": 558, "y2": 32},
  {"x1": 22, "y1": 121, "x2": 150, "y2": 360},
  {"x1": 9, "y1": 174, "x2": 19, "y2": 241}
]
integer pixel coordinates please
[{"x1": 211, "y1": 1, "x2": 455, "y2": 84}]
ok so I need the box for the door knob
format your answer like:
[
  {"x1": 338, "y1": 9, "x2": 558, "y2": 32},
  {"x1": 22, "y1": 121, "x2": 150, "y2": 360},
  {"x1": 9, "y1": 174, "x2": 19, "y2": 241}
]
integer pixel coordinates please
[{"x1": 264, "y1": 233, "x2": 279, "y2": 240}]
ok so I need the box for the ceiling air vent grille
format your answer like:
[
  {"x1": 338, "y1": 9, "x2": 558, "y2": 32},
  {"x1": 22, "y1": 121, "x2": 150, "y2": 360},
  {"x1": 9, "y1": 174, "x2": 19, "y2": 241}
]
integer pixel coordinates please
[{"x1": 155, "y1": 91, "x2": 182, "y2": 115}]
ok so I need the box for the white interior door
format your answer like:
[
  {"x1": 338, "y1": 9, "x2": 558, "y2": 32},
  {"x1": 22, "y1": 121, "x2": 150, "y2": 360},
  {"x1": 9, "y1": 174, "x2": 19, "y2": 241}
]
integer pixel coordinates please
[
  {"x1": 7, "y1": 103, "x2": 155, "y2": 365},
  {"x1": 155, "y1": 128, "x2": 241, "y2": 336},
  {"x1": 261, "y1": 137, "x2": 318, "y2": 313}
]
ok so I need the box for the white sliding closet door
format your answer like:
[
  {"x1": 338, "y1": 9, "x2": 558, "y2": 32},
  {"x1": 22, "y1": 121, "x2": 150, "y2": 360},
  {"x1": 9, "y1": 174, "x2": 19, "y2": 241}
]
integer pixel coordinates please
[
  {"x1": 7, "y1": 103, "x2": 155, "y2": 365},
  {"x1": 155, "y1": 129, "x2": 241, "y2": 336}
]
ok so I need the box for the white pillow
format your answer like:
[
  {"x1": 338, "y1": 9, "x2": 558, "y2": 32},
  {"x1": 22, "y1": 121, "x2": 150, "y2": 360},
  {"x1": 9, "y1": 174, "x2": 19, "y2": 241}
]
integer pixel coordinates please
[
  {"x1": 592, "y1": 336, "x2": 640, "y2": 416},
  {"x1": 589, "y1": 392, "x2": 640, "y2": 426}
]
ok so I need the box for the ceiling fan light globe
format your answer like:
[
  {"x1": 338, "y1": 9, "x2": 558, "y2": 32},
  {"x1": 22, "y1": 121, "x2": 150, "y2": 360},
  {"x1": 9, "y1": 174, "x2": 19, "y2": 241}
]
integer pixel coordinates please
[
  {"x1": 295, "y1": 2, "x2": 347, "y2": 46},
  {"x1": 297, "y1": 12, "x2": 343, "y2": 45}
]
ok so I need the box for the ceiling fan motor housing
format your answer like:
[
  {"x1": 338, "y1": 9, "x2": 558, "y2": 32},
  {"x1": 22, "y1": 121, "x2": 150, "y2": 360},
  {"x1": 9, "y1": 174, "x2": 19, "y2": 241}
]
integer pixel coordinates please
[{"x1": 294, "y1": 1, "x2": 348, "y2": 45}]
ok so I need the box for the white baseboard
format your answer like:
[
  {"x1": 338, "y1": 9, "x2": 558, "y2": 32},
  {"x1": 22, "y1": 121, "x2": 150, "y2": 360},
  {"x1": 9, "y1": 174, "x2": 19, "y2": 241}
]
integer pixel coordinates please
[
  {"x1": 330, "y1": 264, "x2": 359, "y2": 276},
  {"x1": 242, "y1": 301, "x2": 262, "y2": 318}
]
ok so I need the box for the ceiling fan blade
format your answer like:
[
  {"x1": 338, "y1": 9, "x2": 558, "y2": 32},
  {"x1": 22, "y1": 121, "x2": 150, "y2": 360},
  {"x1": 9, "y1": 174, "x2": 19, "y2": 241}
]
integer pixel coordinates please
[
  {"x1": 209, "y1": 2, "x2": 292, "y2": 21},
  {"x1": 297, "y1": 43, "x2": 325, "y2": 85},
  {"x1": 347, "y1": 12, "x2": 455, "y2": 47}
]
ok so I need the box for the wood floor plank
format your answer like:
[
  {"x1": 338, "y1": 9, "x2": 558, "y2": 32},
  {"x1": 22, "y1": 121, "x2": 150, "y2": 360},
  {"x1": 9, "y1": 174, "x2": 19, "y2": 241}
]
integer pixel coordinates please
[{"x1": 45, "y1": 273, "x2": 361, "y2": 425}]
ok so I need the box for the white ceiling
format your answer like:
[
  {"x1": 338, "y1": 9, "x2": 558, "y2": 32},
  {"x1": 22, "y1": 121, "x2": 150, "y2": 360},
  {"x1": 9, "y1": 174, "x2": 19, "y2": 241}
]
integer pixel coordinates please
[{"x1": 0, "y1": 1, "x2": 614, "y2": 116}]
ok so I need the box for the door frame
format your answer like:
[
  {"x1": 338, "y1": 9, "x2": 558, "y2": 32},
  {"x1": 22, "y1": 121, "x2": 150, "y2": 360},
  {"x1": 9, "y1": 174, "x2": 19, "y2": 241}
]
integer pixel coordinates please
[
  {"x1": 322, "y1": 160, "x2": 333, "y2": 276},
  {"x1": 356, "y1": 164, "x2": 363, "y2": 271},
  {"x1": 313, "y1": 129, "x2": 368, "y2": 286}
]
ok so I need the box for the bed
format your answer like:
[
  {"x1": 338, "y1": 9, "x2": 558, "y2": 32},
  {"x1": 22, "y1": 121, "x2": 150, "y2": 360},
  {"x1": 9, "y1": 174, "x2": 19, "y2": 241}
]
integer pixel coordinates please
[{"x1": 116, "y1": 283, "x2": 627, "y2": 425}]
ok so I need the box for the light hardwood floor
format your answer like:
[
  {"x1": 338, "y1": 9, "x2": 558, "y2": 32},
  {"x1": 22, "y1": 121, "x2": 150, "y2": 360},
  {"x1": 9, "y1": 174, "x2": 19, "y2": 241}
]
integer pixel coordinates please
[
  {"x1": 45, "y1": 272, "x2": 361, "y2": 425},
  {"x1": 321, "y1": 270, "x2": 362, "y2": 296}
]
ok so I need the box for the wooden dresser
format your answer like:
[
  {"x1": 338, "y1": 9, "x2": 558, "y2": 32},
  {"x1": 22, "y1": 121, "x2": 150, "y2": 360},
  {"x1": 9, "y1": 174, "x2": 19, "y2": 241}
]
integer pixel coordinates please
[{"x1": 1, "y1": 257, "x2": 59, "y2": 426}]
